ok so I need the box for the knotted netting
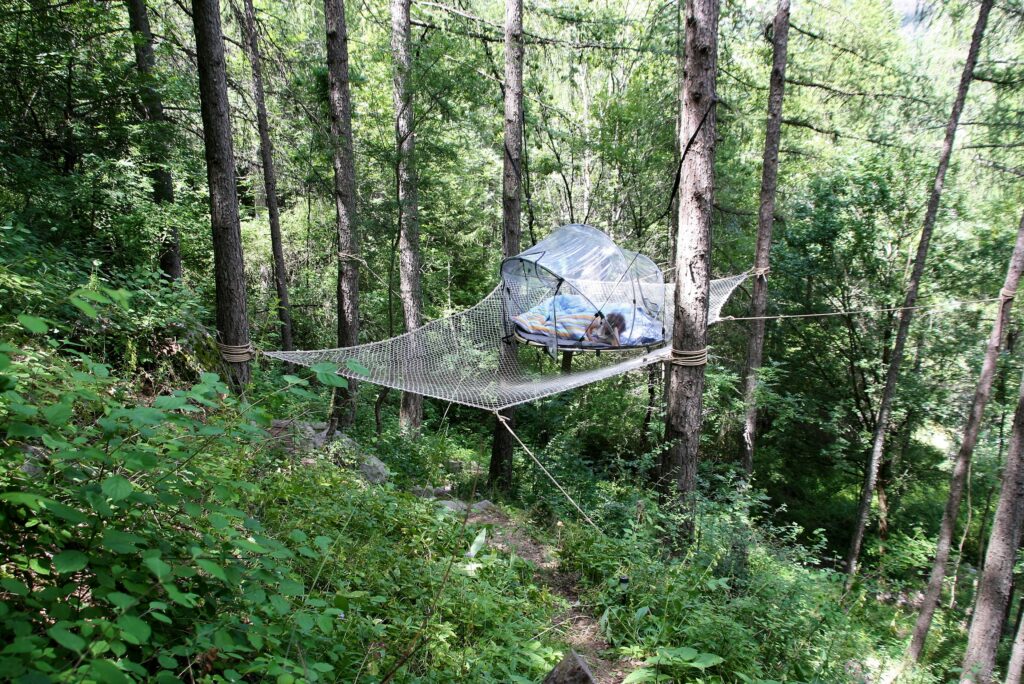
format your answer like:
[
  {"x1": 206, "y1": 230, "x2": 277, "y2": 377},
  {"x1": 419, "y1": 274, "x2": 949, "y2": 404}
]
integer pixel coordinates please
[{"x1": 264, "y1": 273, "x2": 748, "y2": 412}]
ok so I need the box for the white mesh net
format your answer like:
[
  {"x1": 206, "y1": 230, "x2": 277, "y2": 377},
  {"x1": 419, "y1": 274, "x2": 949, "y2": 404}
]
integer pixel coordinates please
[{"x1": 265, "y1": 273, "x2": 748, "y2": 412}]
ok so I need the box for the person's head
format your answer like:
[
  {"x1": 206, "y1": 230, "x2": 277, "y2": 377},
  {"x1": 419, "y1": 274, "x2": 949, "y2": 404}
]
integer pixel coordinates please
[{"x1": 605, "y1": 312, "x2": 626, "y2": 334}]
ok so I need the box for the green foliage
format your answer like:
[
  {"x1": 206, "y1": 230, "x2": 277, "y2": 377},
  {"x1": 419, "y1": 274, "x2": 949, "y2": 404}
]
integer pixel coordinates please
[{"x1": 0, "y1": 339, "x2": 564, "y2": 682}]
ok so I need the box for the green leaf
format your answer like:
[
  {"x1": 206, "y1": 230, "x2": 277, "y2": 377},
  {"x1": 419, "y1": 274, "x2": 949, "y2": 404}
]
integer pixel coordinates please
[
  {"x1": 0, "y1": 491, "x2": 48, "y2": 509},
  {"x1": 690, "y1": 653, "x2": 723, "y2": 669},
  {"x1": 47, "y1": 625, "x2": 86, "y2": 652},
  {"x1": 101, "y1": 475, "x2": 133, "y2": 501},
  {"x1": 105, "y1": 592, "x2": 137, "y2": 609},
  {"x1": 90, "y1": 659, "x2": 130, "y2": 684},
  {"x1": 53, "y1": 551, "x2": 88, "y2": 574},
  {"x1": 196, "y1": 559, "x2": 228, "y2": 583},
  {"x1": 116, "y1": 615, "x2": 151, "y2": 645},
  {"x1": 101, "y1": 529, "x2": 144, "y2": 554},
  {"x1": 465, "y1": 529, "x2": 487, "y2": 559},
  {"x1": 70, "y1": 297, "x2": 99, "y2": 318},
  {"x1": 42, "y1": 401, "x2": 72, "y2": 425},
  {"x1": 143, "y1": 556, "x2": 172, "y2": 580},
  {"x1": 74, "y1": 289, "x2": 111, "y2": 304},
  {"x1": 17, "y1": 315, "x2": 48, "y2": 334},
  {"x1": 154, "y1": 395, "x2": 189, "y2": 410},
  {"x1": 623, "y1": 668, "x2": 657, "y2": 684},
  {"x1": 345, "y1": 360, "x2": 371, "y2": 376},
  {"x1": 314, "y1": 371, "x2": 347, "y2": 388}
]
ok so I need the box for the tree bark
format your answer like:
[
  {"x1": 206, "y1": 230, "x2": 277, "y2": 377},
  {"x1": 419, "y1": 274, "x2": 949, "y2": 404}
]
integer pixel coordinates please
[
  {"x1": 907, "y1": 210, "x2": 1024, "y2": 662},
  {"x1": 390, "y1": 0, "x2": 423, "y2": 431},
  {"x1": 962, "y1": 367, "x2": 1024, "y2": 682},
  {"x1": 325, "y1": 0, "x2": 360, "y2": 428},
  {"x1": 236, "y1": 0, "x2": 293, "y2": 352},
  {"x1": 1007, "y1": 602, "x2": 1024, "y2": 684},
  {"x1": 738, "y1": 0, "x2": 789, "y2": 476},
  {"x1": 191, "y1": 0, "x2": 252, "y2": 388},
  {"x1": 843, "y1": 0, "x2": 992, "y2": 579},
  {"x1": 662, "y1": 0, "x2": 719, "y2": 499},
  {"x1": 126, "y1": 0, "x2": 181, "y2": 281},
  {"x1": 488, "y1": 0, "x2": 524, "y2": 493}
]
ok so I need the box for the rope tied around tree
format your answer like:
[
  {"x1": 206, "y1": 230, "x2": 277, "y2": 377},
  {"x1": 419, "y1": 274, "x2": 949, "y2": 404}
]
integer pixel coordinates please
[
  {"x1": 218, "y1": 341, "x2": 257, "y2": 363},
  {"x1": 1000, "y1": 287, "x2": 1016, "y2": 300},
  {"x1": 752, "y1": 266, "x2": 771, "y2": 279},
  {"x1": 669, "y1": 347, "x2": 708, "y2": 367}
]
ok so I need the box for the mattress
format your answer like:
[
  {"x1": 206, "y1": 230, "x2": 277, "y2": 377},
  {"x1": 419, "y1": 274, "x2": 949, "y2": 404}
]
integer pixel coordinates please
[{"x1": 511, "y1": 294, "x2": 663, "y2": 349}]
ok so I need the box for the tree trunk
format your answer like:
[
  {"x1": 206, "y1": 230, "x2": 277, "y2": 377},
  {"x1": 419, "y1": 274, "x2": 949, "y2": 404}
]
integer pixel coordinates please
[
  {"x1": 662, "y1": 0, "x2": 719, "y2": 499},
  {"x1": 843, "y1": 0, "x2": 992, "y2": 579},
  {"x1": 488, "y1": 0, "x2": 524, "y2": 492},
  {"x1": 738, "y1": 0, "x2": 789, "y2": 476},
  {"x1": 236, "y1": 0, "x2": 293, "y2": 352},
  {"x1": 126, "y1": 0, "x2": 181, "y2": 281},
  {"x1": 325, "y1": 0, "x2": 360, "y2": 428},
  {"x1": 907, "y1": 210, "x2": 1024, "y2": 662},
  {"x1": 1007, "y1": 605, "x2": 1024, "y2": 684},
  {"x1": 191, "y1": 0, "x2": 252, "y2": 388},
  {"x1": 390, "y1": 0, "x2": 423, "y2": 431},
  {"x1": 962, "y1": 367, "x2": 1024, "y2": 682}
]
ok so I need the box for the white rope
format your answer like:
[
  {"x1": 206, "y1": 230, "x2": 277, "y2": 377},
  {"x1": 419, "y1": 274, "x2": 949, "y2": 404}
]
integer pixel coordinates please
[
  {"x1": 669, "y1": 347, "x2": 708, "y2": 366},
  {"x1": 494, "y1": 412, "x2": 602, "y2": 533},
  {"x1": 718, "y1": 295, "x2": 1003, "y2": 322},
  {"x1": 218, "y1": 341, "x2": 256, "y2": 363}
]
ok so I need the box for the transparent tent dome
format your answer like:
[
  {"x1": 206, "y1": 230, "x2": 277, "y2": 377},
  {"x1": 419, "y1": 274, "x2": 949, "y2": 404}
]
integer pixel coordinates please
[{"x1": 500, "y1": 224, "x2": 666, "y2": 357}]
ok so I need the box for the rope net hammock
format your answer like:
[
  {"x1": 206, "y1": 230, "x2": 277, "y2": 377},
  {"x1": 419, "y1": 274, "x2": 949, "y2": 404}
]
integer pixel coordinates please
[{"x1": 266, "y1": 225, "x2": 748, "y2": 411}]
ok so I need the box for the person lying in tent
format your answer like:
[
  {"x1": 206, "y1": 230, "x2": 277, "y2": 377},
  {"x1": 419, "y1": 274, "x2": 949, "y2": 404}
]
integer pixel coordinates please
[
  {"x1": 511, "y1": 295, "x2": 661, "y2": 349},
  {"x1": 583, "y1": 311, "x2": 626, "y2": 347}
]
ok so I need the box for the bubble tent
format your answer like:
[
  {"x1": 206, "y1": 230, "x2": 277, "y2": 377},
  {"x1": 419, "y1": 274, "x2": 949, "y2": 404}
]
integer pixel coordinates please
[
  {"x1": 501, "y1": 224, "x2": 667, "y2": 357},
  {"x1": 266, "y1": 225, "x2": 748, "y2": 411}
]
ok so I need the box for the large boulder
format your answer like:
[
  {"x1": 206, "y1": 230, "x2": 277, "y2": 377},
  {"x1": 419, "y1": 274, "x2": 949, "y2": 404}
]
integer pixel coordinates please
[{"x1": 359, "y1": 454, "x2": 391, "y2": 484}]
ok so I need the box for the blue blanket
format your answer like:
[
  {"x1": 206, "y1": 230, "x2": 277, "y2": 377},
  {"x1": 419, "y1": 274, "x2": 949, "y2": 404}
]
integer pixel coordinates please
[{"x1": 513, "y1": 295, "x2": 663, "y2": 347}]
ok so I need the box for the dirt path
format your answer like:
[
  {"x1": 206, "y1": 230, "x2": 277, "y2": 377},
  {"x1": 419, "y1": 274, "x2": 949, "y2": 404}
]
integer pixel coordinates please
[{"x1": 468, "y1": 507, "x2": 637, "y2": 684}]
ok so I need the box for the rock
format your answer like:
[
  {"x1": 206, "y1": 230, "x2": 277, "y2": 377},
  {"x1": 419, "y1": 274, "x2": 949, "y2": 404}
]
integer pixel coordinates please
[
  {"x1": 471, "y1": 500, "x2": 497, "y2": 513},
  {"x1": 270, "y1": 419, "x2": 330, "y2": 450},
  {"x1": 445, "y1": 460, "x2": 463, "y2": 474},
  {"x1": 437, "y1": 500, "x2": 469, "y2": 513},
  {"x1": 543, "y1": 651, "x2": 595, "y2": 684},
  {"x1": 270, "y1": 420, "x2": 389, "y2": 484},
  {"x1": 359, "y1": 454, "x2": 391, "y2": 484},
  {"x1": 411, "y1": 485, "x2": 452, "y2": 499}
]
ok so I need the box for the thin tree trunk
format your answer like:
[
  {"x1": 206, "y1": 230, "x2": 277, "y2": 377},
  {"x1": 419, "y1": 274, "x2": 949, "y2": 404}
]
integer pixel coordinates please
[
  {"x1": 236, "y1": 0, "x2": 293, "y2": 352},
  {"x1": 908, "y1": 209, "x2": 1024, "y2": 662},
  {"x1": 844, "y1": 0, "x2": 992, "y2": 579},
  {"x1": 668, "y1": 0, "x2": 681, "y2": 268},
  {"x1": 662, "y1": 0, "x2": 719, "y2": 499},
  {"x1": 962, "y1": 367, "x2": 1024, "y2": 682},
  {"x1": 390, "y1": 0, "x2": 423, "y2": 431},
  {"x1": 325, "y1": 0, "x2": 360, "y2": 429},
  {"x1": 739, "y1": 0, "x2": 789, "y2": 476},
  {"x1": 126, "y1": 0, "x2": 181, "y2": 280},
  {"x1": 485, "y1": 0, "x2": 520, "y2": 491},
  {"x1": 1008, "y1": 604, "x2": 1024, "y2": 684},
  {"x1": 191, "y1": 0, "x2": 251, "y2": 388},
  {"x1": 489, "y1": 0, "x2": 524, "y2": 492}
]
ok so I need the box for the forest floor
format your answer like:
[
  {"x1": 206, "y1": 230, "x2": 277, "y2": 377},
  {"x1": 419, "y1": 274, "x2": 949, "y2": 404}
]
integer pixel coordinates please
[{"x1": 467, "y1": 505, "x2": 638, "y2": 684}]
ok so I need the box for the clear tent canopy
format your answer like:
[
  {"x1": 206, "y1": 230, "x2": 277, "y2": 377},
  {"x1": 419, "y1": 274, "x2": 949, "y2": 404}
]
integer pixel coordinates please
[{"x1": 266, "y1": 225, "x2": 748, "y2": 411}]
